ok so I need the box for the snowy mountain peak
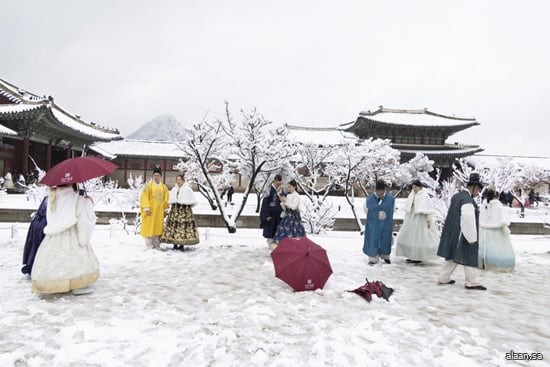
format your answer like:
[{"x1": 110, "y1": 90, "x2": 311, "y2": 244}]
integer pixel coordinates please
[{"x1": 127, "y1": 115, "x2": 188, "y2": 142}]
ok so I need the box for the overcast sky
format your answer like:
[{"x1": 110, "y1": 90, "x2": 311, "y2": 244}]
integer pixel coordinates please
[{"x1": 2, "y1": 1, "x2": 549, "y2": 156}]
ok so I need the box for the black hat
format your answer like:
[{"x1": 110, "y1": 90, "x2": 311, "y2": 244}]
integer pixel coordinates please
[
  {"x1": 375, "y1": 179, "x2": 386, "y2": 191},
  {"x1": 152, "y1": 164, "x2": 162, "y2": 175},
  {"x1": 466, "y1": 173, "x2": 485, "y2": 188}
]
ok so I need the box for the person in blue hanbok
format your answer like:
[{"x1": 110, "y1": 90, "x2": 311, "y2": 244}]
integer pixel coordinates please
[
  {"x1": 478, "y1": 188, "x2": 515, "y2": 272},
  {"x1": 21, "y1": 196, "x2": 48, "y2": 276},
  {"x1": 363, "y1": 180, "x2": 395, "y2": 265},
  {"x1": 274, "y1": 180, "x2": 306, "y2": 245}
]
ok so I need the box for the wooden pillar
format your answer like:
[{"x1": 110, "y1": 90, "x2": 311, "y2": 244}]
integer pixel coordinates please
[
  {"x1": 45, "y1": 142, "x2": 52, "y2": 170},
  {"x1": 163, "y1": 159, "x2": 167, "y2": 184},
  {"x1": 124, "y1": 158, "x2": 128, "y2": 184},
  {"x1": 143, "y1": 158, "x2": 148, "y2": 181},
  {"x1": 65, "y1": 145, "x2": 72, "y2": 160},
  {"x1": 21, "y1": 136, "x2": 30, "y2": 174}
]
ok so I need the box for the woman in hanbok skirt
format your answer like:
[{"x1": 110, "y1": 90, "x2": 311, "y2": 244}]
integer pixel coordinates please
[
  {"x1": 274, "y1": 180, "x2": 306, "y2": 244},
  {"x1": 478, "y1": 188, "x2": 515, "y2": 272},
  {"x1": 31, "y1": 184, "x2": 99, "y2": 295},
  {"x1": 21, "y1": 196, "x2": 48, "y2": 275},
  {"x1": 161, "y1": 175, "x2": 199, "y2": 250},
  {"x1": 396, "y1": 180, "x2": 439, "y2": 263}
]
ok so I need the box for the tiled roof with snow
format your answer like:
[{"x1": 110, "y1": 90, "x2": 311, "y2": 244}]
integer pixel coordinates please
[
  {"x1": 347, "y1": 107, "x2": 479, "y2": 127},
  {"x1": 0, "y1": 78, "x2": 121, "y2": 141},
  {"x1": 91, "y1": 139, "x2": 185, "y2": 158},
  {"x1": 397, "y1": 145, "x2": 483, "y2": 156},
  {"x1": 285, "y1": 124, "x2": 357, "y2": 145},
  {"x1": 465, "y1": 154, "x2": 550, "y2": 171},
  {"x1": 0, "y1": 123, "x2": 18, "y2": 137}
]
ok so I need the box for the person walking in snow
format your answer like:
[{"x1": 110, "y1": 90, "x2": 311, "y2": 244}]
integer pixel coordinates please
[
  {"x1": 273, "y1": 179, "x2": 306, "y2": 245},
  {"x1": 161, "y1": 174, "x2": 199, "y2": 251},
  {"x1": 31, "y1": 184, "x2": 99, "y2": 295},
  {"x1": 363, "y1": 180, "x2": 395, "y2": 265},
  {"x1": 478, "y1": 188, "x2": 515, "y2": 272},
  {"x1": 437, "y1": 173, "x2": 486, "y2": 290},
  {"x1": 140, "y1": 165, "x2": 169, "y2": 250},
  {"x1": 260, "y1": 174, "x2": 284, "y2": 249},
  {"x1": 396, "y1": 180, "x2": 439, "y2": 263}
]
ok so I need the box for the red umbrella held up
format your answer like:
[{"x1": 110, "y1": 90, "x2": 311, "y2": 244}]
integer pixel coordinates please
[
  {"x1": 270, "y1": 237, "x2": 333, "y2": 292},
  {"x1": 40, "y1": 156, "x2": 118, "y2": 187}
]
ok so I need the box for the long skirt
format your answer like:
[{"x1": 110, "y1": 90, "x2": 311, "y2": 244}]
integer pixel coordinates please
[
  {"x1": 31, "y1": 226, "x2": 99, "y2": 294},
  {"x1": 21, "y1": 211, "x2": 47, "y2": 275},
  {"x1": 274, "y1": 210, "x2": 306, "y2": 242},
  {"x1": 478, "y1": 227, "x2": 515, "y2": 272},
  {"x1": 396, "y1": 211, "x2": 439, "y2": 261},
  {"x1": 161, "y1": 204, "x2": 200, "y2": 245}
]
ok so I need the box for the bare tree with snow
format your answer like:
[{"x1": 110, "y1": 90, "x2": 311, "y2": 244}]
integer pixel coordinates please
[
  {"x1": 397, "y1": 152, "x2": 438, "y2": 190},
  {"x1": 292, "y1": 142, "x2": 339, "y2": 234},
  {"x1": 322, "y1": 138, "x2": 399, "y2": 232},
  {"x1": 223, "y1": 104, "x2": 296, "y2": 223}
]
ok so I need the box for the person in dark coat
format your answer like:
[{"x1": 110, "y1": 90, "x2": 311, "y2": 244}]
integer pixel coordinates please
[
  {"x1": 437, "y1": 173, "x2": 487, "y2": 290},
  {"x1": 227, "y1": 185, "x2": 234, "y2": 204},
  {"x1": 21, "y1": 196, "x2": 48, "y2": 276},
  {"x1": 363, "y1": 180, "x2": 395, "y2": 265},
  {"x1": 260, "y1": 174, "x2": 284, "y2": 249}
]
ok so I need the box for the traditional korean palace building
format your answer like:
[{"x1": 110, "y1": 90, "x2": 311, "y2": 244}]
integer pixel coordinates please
[
  {"x1": 89, "y1": 139, "x2": 183, "y2": 184},
  {"x1": 286, "y1": 106, "x2": 483, "y2": 178},
  {"x1": 0, "y1": 79, "x2": 122, "y2": 176}
]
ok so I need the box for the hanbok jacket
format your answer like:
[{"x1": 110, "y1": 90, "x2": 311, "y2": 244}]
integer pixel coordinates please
[{"x1": 437, "y1": 190, "x2": 479, "y2": 267}]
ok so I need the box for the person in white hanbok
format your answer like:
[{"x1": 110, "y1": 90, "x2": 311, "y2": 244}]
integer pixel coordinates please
[
  {"x1": 396, "y1": 180, "x2": 439, "y2": 263},
  {"x1": 31, "y1": 184, "x2": 99, "y2": 295},
  {"x1": 478, "y1": 188, "x2": 515, "y2": 272}
]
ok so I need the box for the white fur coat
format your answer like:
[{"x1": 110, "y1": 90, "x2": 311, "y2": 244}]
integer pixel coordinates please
[
  {"x1": 404, "y1": 189, "x2": 435, "y2": 215},
  {"x1": 168, "y1": 183, "x2": 197, "y2": 205},
  {"x1": 44, "y1": 186, "x2": 96, "y2": 246},
  {"x1": 282, "y1": 191, "x2": 301, "y2": 211}
]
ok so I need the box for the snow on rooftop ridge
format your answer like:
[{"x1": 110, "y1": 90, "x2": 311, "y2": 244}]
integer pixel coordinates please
[
  {"x1": 50, "y1": 106, "x2": 120, "y2": 140},
  {"x1": 91, "y1": 139, "x2": 185, "y2": 158},
  {"x1": 0, "y1": 123, "x2": 18, "y2": 137},
  {"x1": 0, "y1": 78, "x2": 45, "y2": 102},
  {"x1": 0, "y1": 78, "x2": 121, "y2": 139},
  {"x1": 357, "y1": 106, "x2": 478, "y2": 126},
  {"x1": 284, "y1": 123, "x2": 341, "y2": 132},
  {"x1": 466, "y1": 154, "x2": 550, "y2": 171},
  {"x1": 285, "y1": 123, "x2": 357, "y2": 145}
]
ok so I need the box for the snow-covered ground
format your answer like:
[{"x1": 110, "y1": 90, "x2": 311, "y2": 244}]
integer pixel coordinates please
[{"x1": 0, "y1": 223, "x2": 549, "y2": 366}]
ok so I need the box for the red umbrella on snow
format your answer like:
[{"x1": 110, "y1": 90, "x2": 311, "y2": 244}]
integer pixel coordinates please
[
  {"x1": 270, "y1": 237, "x2": 333, "y2": 292},
  {"x1": 40, "y1": 156, "x2": 118, "y2": 187}
]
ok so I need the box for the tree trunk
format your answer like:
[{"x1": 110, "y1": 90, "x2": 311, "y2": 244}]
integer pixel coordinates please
[
  {"x1": 255, "y1": 191, "x2": 261, "y2": 213},
  {"x1": 344, "y1": 189, "x2": 363, "y2": 232}
]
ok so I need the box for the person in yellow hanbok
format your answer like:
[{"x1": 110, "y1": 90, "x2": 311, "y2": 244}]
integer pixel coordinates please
[{"x1": 140, "y1": 165, "x2": 169, "y2": 250}]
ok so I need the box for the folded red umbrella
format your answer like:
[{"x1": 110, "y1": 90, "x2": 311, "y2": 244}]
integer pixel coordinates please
[
  {"x1": 348, "y1": 278, "x2": 394, "y2": 302},
  {"x1": 40, "y1": 156, "x2": 118, "y2": 187},
  {"x1": 271, "y1": 237, "x2": 333, "y2": 292}
]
